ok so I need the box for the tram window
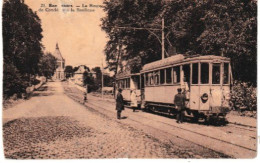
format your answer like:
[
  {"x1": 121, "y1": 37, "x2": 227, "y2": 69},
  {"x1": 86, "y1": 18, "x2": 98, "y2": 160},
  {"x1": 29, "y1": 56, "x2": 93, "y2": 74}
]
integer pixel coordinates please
[
  {"x1": 121, "y1": 80, "x2": 124, "y2": 88},
  {"x1": 173, "y1": 66, "x2": 180, "y2": 83},
  {"x1": 148, "y1": 72, "x2": 153, "y2": 85},
  {"x1": 145, "y1": 73, "x2": 148, "y2": 86},
  {"x1": 212, "y1": 63, "x2": 221, "y2": 84},
  {"x1": 126, "y1": 78, "x2": 130, "y2": 88},
  {"x1": 160, "y1": 69, "x2": 165, "y2": 84},
  {"x1": 166, "y1": 68, "x2": 172, "y2": 84},
  {"x1": 128, "y1": 78, "x2": 131, "y2": 88},
  {"x1": 154, "y1": 71, "x2": 159, "y2": 85},
  {"x1": 201, "y1": 63, "x2": 209, "y2": 84},
  {"x1": 192, "y1": 63, "x2": 198, "y2": 84},
  {"x1": 119, "y1": 81, "x2": 122, "y2": 88},
  {"x1": 223, "y1": 63, "x2": 229, "y2": 84},
  {"x1": 141, "y1": 74, "x2": 144, "y2": 89}
]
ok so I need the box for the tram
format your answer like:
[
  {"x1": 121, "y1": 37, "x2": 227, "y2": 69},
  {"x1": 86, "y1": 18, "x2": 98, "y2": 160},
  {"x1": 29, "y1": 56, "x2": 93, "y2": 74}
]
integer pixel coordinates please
[
  {"x1": 115, "y1": 72, "x2": 142, "y2": 107},
  {"x1": 116, "y1": 54, "x2": 232, "y2": 121}
]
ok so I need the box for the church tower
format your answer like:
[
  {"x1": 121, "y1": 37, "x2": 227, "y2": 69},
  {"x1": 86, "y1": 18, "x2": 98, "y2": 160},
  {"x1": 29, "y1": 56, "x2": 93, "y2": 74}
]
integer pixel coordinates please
[{"x1": 53, "y1": 43, "x2": 65, "y2": 80}]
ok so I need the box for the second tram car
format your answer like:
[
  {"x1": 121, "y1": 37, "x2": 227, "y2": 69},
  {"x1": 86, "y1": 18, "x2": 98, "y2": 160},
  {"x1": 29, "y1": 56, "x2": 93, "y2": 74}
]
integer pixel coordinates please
[
  {"x1": 116, "y1": 54, "x2": 232, "y2": 122},
  {"x1": 115, "y1": 72, "x2": 142, "y2": 107}
]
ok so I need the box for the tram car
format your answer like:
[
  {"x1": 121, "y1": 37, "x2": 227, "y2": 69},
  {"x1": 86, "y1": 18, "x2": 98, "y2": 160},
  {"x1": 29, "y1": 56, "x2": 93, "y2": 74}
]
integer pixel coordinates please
[
  {"x1": 116, "y1": 54, "x2": 232, "y2": 121},
  {"x1": 115, "y1": 72, "x2": 142, "y2": 107}
]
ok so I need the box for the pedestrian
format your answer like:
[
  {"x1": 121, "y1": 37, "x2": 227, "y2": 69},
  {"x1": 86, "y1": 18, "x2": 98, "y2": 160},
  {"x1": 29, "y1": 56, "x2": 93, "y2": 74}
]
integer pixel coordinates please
[
  {"x1": 130, "y1": 89, "x2": 138, "y2": 112},
  {"x1": 174, "y1": 88, "x2": 186, "y2": 123},
  {"x1": 83, "y1": 92, "x2": 87, "y2": 104},
  {"x1": 116, "y1": 88, "x2": 124, "y2": 119}
]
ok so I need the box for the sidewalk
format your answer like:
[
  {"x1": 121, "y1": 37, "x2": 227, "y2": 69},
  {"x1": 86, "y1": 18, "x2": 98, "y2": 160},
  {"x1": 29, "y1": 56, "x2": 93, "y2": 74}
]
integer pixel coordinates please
[{"x1": 226, "y1": 113, "x2": 257, "y2": 128}]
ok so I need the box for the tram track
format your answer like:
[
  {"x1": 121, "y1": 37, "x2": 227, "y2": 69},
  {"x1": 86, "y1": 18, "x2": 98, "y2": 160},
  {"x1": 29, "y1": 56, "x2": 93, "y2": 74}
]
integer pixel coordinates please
[
  {"x1": 88, "y1": 100, "x2": 256, "y2": 151},
  {"x1": 63, "y1": 84, "x2": 256, "y2": 158},
  {"x1": 64, "y1": 91, "x2": 231, "y2": 158}
]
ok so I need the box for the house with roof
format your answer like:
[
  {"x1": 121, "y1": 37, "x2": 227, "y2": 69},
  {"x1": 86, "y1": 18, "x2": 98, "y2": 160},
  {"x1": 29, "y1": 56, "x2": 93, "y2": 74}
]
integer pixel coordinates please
[
  {"x1": 73, "y1": 65, "x2": 96, "y2": 86},
  {"x1": 53, "y1": 43, "x2": 65, "y2": 80}
]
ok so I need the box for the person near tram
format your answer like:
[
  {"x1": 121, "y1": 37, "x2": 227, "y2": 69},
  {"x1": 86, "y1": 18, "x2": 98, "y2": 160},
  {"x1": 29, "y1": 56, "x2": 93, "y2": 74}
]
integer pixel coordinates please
[
  {"x1": 116, "y1": 88, "x2": 124, "y2": 119},
  {"x1": 130, "y1": 89, "x2": 138, "y2": 112},
  {"x1": 174, "y1": 88, "x2": 186, "y2": 123}
]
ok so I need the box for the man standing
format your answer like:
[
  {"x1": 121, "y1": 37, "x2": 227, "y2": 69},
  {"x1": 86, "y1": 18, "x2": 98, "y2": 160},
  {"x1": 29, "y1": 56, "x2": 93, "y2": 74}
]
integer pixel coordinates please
[
  {"x1": 116, "y1": 88, "x2": 124, "y2": 119},
  {"x1": 174, "y1": 88, "x2": 186, "y2": 123}
]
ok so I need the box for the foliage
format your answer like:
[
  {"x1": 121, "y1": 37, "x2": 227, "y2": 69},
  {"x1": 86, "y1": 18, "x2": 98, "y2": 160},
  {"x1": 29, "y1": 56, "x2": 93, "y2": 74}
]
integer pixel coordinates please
[
  {"x1": 91, "y1": 67, "x2": 114, "y2": 89},
  {"x1": 230, "y1": 80, "x2": 257, "y2": 111},
  {"x1": 92, "y1": 67, "x2": 102, "y2": 87},
  {"x1": 103, "y1": 75, "x2": 114, "y2": 87},
  {"x1": 38, "y1": 52, "x2": 57, "y2": 79},
  {"x1": 65, "y1": 65, "x2": 74, "y2": 78},
  {"x1": 101, "y1": 0, "x2": 257, "y2": 84},
  {"x1": 3, "y1": 63, "x2": 28, "y2": 98},
  {"x1": 3, "y1": 0, "x2": 43, "y2": 97},
  {"x1": 83, "y1": 71, "x2": 96, "y2": 92},
  {"x1": 101, "y1": 0, "x2": 163, "y2": 74}
]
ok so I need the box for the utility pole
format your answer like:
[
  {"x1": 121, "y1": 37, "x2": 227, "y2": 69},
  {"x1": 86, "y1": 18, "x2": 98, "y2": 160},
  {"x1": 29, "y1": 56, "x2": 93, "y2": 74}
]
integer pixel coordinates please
[
  {"x1": 101, "y1": 58, "x2": 104, "y2": 99},
  {"x1": 161, "y1": 18, "x2": 165, "y2": 59}
]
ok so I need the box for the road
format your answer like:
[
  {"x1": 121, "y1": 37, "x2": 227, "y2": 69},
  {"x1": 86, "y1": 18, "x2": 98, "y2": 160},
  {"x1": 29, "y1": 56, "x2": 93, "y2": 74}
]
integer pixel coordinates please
[{"x1": 3, "y1": 81, "x2": 257, "y2": 159}]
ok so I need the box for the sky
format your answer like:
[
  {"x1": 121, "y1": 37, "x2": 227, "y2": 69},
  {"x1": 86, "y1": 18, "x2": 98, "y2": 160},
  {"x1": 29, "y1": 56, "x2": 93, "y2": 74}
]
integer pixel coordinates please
[{"x1": 24, "y1": 0, "x2": 108, "y2": 69}]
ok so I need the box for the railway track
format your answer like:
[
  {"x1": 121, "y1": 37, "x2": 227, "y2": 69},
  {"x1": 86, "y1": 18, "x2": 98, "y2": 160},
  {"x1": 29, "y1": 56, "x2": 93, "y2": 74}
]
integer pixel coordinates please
[{"x1": 63, "y1": 84, "x2": 257, "y2": 158}]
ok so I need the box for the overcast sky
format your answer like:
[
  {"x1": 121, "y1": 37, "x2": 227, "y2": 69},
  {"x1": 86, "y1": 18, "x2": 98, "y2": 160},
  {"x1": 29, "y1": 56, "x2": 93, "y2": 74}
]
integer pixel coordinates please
[{"x1": 25, "y1": 0, "x2": 108, "y2": 69}]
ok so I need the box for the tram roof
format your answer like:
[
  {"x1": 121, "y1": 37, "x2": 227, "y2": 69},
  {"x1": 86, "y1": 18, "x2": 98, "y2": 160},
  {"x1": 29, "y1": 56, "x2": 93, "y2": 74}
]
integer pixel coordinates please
[{"x1": 141, "y1": 54, "x2": 230, "y2": 72}]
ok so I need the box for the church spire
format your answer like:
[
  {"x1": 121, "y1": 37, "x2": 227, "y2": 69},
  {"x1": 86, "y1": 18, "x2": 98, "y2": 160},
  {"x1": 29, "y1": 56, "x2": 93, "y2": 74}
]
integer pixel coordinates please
[{"x1": 53, "y1": 43, "x2": 64, "y2": 61}]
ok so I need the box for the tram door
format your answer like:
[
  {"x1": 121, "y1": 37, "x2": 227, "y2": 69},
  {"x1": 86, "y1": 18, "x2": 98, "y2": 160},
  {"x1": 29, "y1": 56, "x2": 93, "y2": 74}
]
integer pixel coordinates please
[
  {"x1": 199, "y1": 63, "x2": 210, "y2": 110},
  {"x1": 190, "y1": 63, "x2": 210, "y2": 111},
  {"x1": 182, "y1": 64, "x2": 191, "y2": 108},
  {"x1": 210, "y1": 63, "x2": 222, "y2": 108},
  {"x1": 132, "y1": 75, "x2": 141, "y2": 103}
]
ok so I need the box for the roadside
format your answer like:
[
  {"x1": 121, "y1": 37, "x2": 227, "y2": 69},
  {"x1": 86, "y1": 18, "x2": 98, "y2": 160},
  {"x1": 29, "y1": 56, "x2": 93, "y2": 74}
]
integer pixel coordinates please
[{"x1": 3, "y1": 77, "x2": 47, "y2": 110}]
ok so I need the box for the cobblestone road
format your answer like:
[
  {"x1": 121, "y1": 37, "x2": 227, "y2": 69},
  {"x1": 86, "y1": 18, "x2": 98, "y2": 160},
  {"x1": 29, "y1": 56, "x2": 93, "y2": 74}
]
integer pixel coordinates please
[{"x1": 3, "y1": 81, "x2": 242, "y2": 159}]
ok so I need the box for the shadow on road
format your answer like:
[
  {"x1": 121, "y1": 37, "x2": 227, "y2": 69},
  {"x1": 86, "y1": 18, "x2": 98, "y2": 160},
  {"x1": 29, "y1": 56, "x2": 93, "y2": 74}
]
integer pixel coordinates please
[
  {"x1": 32, "y1": 85, "x2": 55, "y2": 97},
  {"x1": 139, "y1": 109, "x2": 228, "y2": 127}
]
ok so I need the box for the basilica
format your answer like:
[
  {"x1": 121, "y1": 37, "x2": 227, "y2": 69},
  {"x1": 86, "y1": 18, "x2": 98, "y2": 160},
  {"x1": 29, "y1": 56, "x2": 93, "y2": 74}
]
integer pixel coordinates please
[{"x1": 53, "y1": 43, "x2": 65, "y2": 80}]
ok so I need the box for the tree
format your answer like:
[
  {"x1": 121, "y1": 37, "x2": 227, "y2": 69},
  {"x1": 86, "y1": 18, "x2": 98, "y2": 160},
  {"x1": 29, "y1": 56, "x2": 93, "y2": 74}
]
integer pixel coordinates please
[
  {"x1": 3, "y1": 63, "x2": 28, "y2": 98},
  {"x1": 104, "y1": 75, "x2": 114, "y2": 87},
  {"x1": 83, "y1": 71, "x2": 96, "y2": 92},
  {"x1": 3, "y1": 0, "x2": 43, "y2": 97},
  {"x1": 92, "y1": 67, "x2": 102, "y2": 87},
  {"x1": 65, "y1": 65, "x2": 74, "y2": 78},
  {"x1": 38, "y1": 52, "x2": 57, "y2": 79},
  {"x1": 101, "y1": 0, "x2": 257, "y2": 85},
  {"x1": 101, "y1": 0, "x2": 163, "y2": 74}
]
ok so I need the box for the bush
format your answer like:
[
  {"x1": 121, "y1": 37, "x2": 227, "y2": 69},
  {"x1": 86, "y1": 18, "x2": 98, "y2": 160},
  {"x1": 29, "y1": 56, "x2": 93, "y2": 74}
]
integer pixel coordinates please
[
  {"x1": 230, "y1": 80, "x2": 257, "y2": 111},
  {"x1": 3, "y1": 63, "x2": 29, "y2": 99}
]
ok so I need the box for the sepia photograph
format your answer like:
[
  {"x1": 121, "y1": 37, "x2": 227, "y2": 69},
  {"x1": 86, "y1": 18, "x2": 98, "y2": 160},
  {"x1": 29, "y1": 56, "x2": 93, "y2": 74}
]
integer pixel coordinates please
[{"x1": 1, "y1": 0, "x2": 257, "y2": 160}]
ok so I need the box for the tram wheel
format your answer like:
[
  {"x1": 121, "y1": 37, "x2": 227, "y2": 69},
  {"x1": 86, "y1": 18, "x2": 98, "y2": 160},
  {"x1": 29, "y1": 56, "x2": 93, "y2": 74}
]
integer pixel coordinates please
[{"x1": 192, "y1": 112, "x2": 199, "y2": 123}]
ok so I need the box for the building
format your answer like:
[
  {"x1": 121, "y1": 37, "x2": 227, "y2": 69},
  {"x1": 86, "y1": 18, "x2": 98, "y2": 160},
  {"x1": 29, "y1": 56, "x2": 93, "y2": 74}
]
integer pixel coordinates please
[
  {"x1": 53, "y1": 43, "x2": 65, "y2": 80},
  {"x1": 73, "y1": 65, "x2": 96, "y2": 86}
]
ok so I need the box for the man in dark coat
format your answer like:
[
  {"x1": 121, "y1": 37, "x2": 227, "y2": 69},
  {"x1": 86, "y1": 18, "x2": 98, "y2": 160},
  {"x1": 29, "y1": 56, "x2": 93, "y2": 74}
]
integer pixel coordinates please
[
  {"x1": 174, "y1": 88, "x2": 186, "y2": 123},
  {"x1": 116, "y1": 88, "x2": 124, "y2": 119}
]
